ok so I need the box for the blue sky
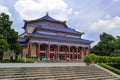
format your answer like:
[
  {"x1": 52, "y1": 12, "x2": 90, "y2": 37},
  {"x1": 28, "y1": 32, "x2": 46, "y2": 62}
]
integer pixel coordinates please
[{"x1": 1, "y1": 0, "x2": 120, "y2": 46}]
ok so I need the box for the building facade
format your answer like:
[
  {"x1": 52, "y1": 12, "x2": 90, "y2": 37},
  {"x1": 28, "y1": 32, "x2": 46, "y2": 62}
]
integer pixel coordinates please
[{"x1": 18, "y1": 13, "x2": 93, "y2": 60}]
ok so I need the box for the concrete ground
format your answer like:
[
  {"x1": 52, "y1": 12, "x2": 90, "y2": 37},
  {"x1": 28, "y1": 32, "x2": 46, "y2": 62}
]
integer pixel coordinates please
[{"x1": 0, "y1": 63, "x2": 86, "y2": 68}]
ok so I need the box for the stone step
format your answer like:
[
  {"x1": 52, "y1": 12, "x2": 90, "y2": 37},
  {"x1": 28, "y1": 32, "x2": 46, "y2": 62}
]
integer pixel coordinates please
[
  {"x1": 0, "y1": 71, "x2": 111, "y2": 78},
  {"x1": 0, "y1": 67, "x2": 98, "y2": 72},
  {"x1": 0, "y1": 66, "x2": 118, "y2": 80},
  {"x1": 0, "y1": 70, "x2": 104, "y2": 74},
  {"x1": 0, "y1": 76, "x2": 118, "y2": 80},
  {"x1": 0, "y1": 72, "x2": 112, "y2": 76},
  {"x1": 0, "y1": 72, "x2": 115, "y2": 79},
  {"x1": 0, "y1": 71, "x2": 108, "y2": 77}
]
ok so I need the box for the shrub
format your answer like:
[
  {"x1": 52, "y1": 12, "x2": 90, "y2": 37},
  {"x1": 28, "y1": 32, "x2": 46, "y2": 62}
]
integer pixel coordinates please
[
  {"x1": 103, "y1": 56, "x2": 107, "y2": 63},
  {"x1": 83, "y1": 55, "x2": 90, "y2": 63},
  {"x1": 2, "y1": 59, "x2": 10, "y2": 63},
  {"x1": 83, "y1": 54, "x2": 120, "y2": 64},
  {"x1": 108, "y1": 63, "x2": 120, "y2": 69},
  {"x1": 97, "y1": 56, "x2": 103, "y2": 63},
  {"x1": 115, "y1": 57, "x2": 120, "y2": 63},
  {"x1": 97, "y1": 56, "x2": 120, "y2": 64},
  {"x1": 16, "y1": 58, "x2": 24, "y2": 63},
  {"x1": 117, "y1": 57, "x2": 120, "y2": 63},
  {"x1": 108, "y1": 57, "x2": 112, "y2": 63},
  {"x1": 26, "y1": 58, "x2": 33, "y2": 63},
  {"x1": 102, "y1": 56, "x2": 108, "y2": 63},
  {"x1": 99, "y1": 63, "x2": 120, "y2": 75},
  {"x1": 89, "y1": 54, "x2": 97, "y2": 63}
]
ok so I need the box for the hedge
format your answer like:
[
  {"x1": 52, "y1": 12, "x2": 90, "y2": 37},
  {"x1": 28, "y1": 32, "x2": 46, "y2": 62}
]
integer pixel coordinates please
[
  {"x1": 1, "y1": 59, "x2": 10, "y2": 63},
  {"x1": 108, "y1": 64, "x2": 120, "y2": 69},
  {"x1": 99, "y1": 63, "x2": 120, "y2": 75},
  {"x1": 84, "y1": 54, "x2": 120, "y2": 64},
  {"x1": 1, "y1": 58, "x2": 33, "y2": 63},
  {"x1": 15, "y1": 58, "x2": 24, "y2": 63},
  {"x1": 84, "y1": 54, "x2": 97, "y2": 63},
  {"x1": 97, "y1": 56, "x2": 120, "y2": 63}
]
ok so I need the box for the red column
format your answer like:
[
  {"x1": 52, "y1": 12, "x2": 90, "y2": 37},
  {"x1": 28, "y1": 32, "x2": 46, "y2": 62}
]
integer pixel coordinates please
[
  {"x1": 36, "y1": 43, "x2": 40, "y2": 56},
  {"x1": 72, "y1": 50, "x2": 74, "y2": 60},
  {"x1": 57, "y1": 45, "x2": 60, "y2": 60},
  {"x1": 83, "y1": 47, "x2": 86, "y2": 56},
  {"x1": 68, "y1": 46, "x2": 70, "y2": 59},
  {"x1": 47, "y1": 44, "x2": 50, "y2": 60},
  {"x1": 21, "y1": 48, "x2": 23, "y2": 58},
  {"x1": 76, "y1": 47, "x2": 78, "y2": 60},
  {"x1": 65, "y1": 47, "x2": 67, "y2": 59},
  {"x1": 80, "y1": 48, "x2": 82, "y2": 59},
  {"x1": 87, "y1": 47, "x2": 90, "y2": 55},
  {"x1": 28, "y1": 42, "x2": 32, "y2": 56},
  {"x1": 36, "y1": 44, "x2": 38, "y2": 56}
]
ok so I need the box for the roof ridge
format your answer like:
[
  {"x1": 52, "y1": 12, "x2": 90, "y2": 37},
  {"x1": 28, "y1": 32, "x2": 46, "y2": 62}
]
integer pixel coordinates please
[{"x1": 24, "y1": 13, "x2": 65, "y2": 23}]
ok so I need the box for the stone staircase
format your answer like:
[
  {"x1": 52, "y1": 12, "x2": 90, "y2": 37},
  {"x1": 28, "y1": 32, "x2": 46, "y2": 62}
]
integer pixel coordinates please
[
  {"x1": 0, "y1": 65, "x2": 119, "y2": 80},
  {"x1": 37, "y1": 60, "x2": 83, "y2": 63}
]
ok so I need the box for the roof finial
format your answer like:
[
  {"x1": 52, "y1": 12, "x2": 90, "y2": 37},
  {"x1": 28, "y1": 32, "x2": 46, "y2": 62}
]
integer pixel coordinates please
[{"x1": 46, "y1": 12, "x2": 48, "y2": 16}]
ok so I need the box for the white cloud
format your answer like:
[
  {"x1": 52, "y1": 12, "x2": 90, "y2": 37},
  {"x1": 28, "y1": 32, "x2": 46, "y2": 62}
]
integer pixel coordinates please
[
  {"x1": 90, "y1": 16, "x2": 120, "y2": 31},
  {"x1": 0, "y1": 5, "x2": 11, "y2": 16},
  {"x1": 74, "y1": 11, "x2": 79, "y2": 17},
  {"x1": 81, "y1": 35, "x2": 86, "y2": 39},
  {"x1": 90, "y1": 15, "x2": 120, "y2": 38},
  {"x1": 91, "y1": 41, "x2": 99, "y2": 48},
  {"x1": 14, "y1": 0, "x2": 72, "y2": 21}
]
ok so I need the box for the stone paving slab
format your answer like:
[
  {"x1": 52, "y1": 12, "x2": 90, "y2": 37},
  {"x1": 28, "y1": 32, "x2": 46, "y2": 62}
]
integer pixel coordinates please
[{"x1": 0, "y1": 63, "x2": 86, "y2": 68}]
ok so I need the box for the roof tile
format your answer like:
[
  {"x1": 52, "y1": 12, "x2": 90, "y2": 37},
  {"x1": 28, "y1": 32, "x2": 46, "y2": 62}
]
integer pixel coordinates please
[{"x1": 29, "y1": 33, "x2": 93, "y2": 43}]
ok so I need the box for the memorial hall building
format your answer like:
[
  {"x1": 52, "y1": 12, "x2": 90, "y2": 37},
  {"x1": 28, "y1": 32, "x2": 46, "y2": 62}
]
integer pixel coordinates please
[{"x1": 18, "y1": 13, "x2": 93, "y2": 60}]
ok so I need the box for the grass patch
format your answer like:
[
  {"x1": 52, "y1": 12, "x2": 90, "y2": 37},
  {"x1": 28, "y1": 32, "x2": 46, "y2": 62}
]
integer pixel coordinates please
[{"x1": 99, "y1": 63, "x2": 120, "y2": 75}]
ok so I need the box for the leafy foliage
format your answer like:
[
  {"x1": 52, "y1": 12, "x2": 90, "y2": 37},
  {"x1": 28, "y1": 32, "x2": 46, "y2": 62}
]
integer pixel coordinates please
[
  {"x1": 91, "y1": 32, "x2": 120, "y2": 56},
  {"x1": 0, "y1": 13, "x2": 21, "y2": 60},
  {"x1": 83, "y1": 55, "x2": 90, "y2": 63},
  {"x1": 84, "y1": 54, "x2": 120, "y2": 64},
  {"x1": 99, "y1": 63, "x2": 120, "y2": 75},
  {"x1": 15, "y1": 58, "x2": 24, "y2": 63},
  {"x1": 108, "y1": 64, "x2": 120, "y2": 69},
  {"x1": 0, "y1": 38, "x2": 8, "y2": 61},
  {"x1": 110, "y1": 49, "x2": 120, "y2": 57},
  {"x1": 0, "y1": 38, "x2": 8, "y2": 51},
  {"x1": 84, "y1": 54, "x2": 97, "y2": 63},
  {"x1": 89, "y1": 54, "x2": 97, "y2": 62}
]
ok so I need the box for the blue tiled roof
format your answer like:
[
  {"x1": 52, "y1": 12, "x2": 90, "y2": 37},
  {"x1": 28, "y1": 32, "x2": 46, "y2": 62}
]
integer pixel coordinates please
[
  {"x1": 36, "y1": 23, "x2": 83, "y2": 34},
  {"x1": 18, "y1": 37, "x2": 26, "y2": 42},
  {"x1": 29, "y1": 33, "x2": 93, "y2": 43},
  {"x1": 20, "y1": 43, "x2": 27, "y2": 47},
  {"x1": 19, "y1": 32, "x2": 29, "y2": 36},
  {"x1": 24, "y1": 13, "x2": 64, "y2": 23}
]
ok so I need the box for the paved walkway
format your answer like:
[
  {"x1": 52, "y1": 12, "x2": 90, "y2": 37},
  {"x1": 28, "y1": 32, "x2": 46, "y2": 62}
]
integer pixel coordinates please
[{"x1": 0, "y1": 63, "x2": 86, "y2": 68}]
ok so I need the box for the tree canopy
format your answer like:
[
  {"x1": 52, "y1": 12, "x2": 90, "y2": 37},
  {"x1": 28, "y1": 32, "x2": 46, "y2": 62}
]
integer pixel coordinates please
[
  {"x1": 0, "y1": 13, "x2": 21, "y2": 60},
  {"x1": 91, "y1": 32, "x2": 120, "y2": 57}
]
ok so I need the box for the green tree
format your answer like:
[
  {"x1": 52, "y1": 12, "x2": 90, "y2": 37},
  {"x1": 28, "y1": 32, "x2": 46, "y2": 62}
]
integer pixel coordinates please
[
  {"x1": 0, "y1": 38, "x2": 8, "y2": 61},
  {"x1": 91, "y1": 32, "x2": 115, "y2": 56},
  {"x1": 110, "y1": 49, "x2": 120, "y2": 57},
  {"x1": 0, "y1": 13, "x2": 21, "y2": 60},
  {"x1": 110, "y1": 36, "x2": 120, "y2": 57},
  {"x1": 113, "y1": 36, "x2": 120, "y2": 49}
]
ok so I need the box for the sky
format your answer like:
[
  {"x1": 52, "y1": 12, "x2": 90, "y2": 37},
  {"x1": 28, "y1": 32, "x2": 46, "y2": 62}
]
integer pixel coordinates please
[{"x1": 0, "y1": 0, "x2": 120, "y2": 47}]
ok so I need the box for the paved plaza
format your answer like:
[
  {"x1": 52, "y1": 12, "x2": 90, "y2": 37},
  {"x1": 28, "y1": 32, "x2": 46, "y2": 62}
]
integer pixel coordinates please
[{"x1": 0, "y1": 63, "x2": 86, "y2": 68}]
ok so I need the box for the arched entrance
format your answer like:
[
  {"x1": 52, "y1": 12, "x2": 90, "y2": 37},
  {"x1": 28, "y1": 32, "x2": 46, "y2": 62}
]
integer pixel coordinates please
[
  {"x1": 40, "y1": 43, "x2": 48, "y2": 59},
  {"x1": 60, "y1": 45, "x2": 67, "y2": 60}
]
